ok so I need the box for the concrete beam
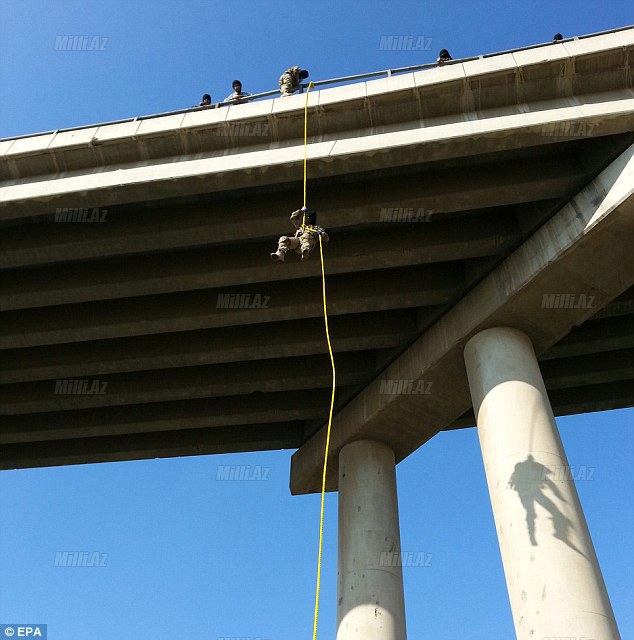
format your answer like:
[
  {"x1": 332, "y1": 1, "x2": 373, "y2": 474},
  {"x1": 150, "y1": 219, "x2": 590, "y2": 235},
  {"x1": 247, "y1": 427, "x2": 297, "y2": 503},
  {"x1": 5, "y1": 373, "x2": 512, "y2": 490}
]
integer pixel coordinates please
[
  {"x1": 0, "y1": 351, "x2": 375, "y2": 414},
  {"x1": 0, "y1": 264, "x2": 461, "y2": 349},
  {"x1": 0, "y1": 310, "x2": 417, "y2": 383},
  {"x1": 539, "y1": 348, "x2": 634, "y2": 389},
  {"x1": 0, "y1": 156, "x2": 576, "y2": 268},
  {"x1": 0, "y1": 421, "x2": 304, "y2": 470},
  {"x1": 0, "y1": 388, "x2": 334, "y2": 444},
  {"x1": 546, "y1": 380, "x2": 634, "y2": 416},
  {"x1": 1, "y1": 94, "x2": 631, "y2": 220},
  {"x1": 0, "y1": 215, "x2": 518, "y2": 311},
  {"x1": 541, "y1": 315, "x2": 634, "y2": 359}
]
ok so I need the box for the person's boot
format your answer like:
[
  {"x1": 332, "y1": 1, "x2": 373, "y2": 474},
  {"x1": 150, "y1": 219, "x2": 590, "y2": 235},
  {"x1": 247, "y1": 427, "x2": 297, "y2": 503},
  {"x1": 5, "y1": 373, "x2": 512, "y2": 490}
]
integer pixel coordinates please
[
  {"x1": 270, "y1": 250, "x2": 285, "y2": 262},
  {"x1": 301, "y1": 249, "x2": 309, "y2": 261}
]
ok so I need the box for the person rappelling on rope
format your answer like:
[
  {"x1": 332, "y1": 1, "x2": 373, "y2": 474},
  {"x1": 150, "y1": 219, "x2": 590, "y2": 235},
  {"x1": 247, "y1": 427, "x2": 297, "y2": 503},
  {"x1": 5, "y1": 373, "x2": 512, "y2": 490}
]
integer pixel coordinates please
[{"x1": 270, "y1": 207, "x2": 329, "y2": 262}]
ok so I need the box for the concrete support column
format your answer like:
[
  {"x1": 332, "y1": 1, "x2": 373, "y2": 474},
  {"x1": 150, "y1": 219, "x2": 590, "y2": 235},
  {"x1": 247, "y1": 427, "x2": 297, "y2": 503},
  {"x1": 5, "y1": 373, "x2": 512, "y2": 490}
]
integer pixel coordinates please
[
  {"x1": 464, "y1": 327, "x2": 620, "y2": 639},
  {"x1": 337, "y1": 440, "x2": 407, "y2": 640}
]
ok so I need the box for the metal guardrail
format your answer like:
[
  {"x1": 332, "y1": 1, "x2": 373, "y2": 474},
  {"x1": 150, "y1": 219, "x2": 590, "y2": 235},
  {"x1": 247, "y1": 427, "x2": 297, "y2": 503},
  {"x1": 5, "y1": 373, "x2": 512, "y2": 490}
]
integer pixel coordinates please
[{"x1": 1, "y1": 24, "x2": 632, "y2": 143}]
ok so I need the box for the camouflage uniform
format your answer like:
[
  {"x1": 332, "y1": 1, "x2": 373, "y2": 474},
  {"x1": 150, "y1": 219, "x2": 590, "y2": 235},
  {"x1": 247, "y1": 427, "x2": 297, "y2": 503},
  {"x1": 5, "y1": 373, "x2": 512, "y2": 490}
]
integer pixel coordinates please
[
  {"x1": 271, "y1": 210, "x2": 329, "y2": 262},
  {"x1": 279, "y1": 66, "x2": 303, "y2": 96}
]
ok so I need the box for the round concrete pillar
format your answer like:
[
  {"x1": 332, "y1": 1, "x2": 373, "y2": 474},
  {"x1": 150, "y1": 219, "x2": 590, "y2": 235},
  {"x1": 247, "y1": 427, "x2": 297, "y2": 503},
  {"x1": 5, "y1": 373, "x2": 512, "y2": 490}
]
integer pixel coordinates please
[
  {"x1": 336, "y1": 440, "x2": 407, "y2": 640},
  {"x1": 464, "y1": 327, "x2": 620, "y2": 639}
]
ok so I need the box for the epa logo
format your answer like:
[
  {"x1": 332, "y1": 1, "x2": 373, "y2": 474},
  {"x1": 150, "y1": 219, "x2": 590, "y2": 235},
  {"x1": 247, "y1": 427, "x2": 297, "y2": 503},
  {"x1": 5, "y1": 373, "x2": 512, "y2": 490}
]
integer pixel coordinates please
[{"x1": 1, "y1": 626, "x2": 47, "y2": 638}]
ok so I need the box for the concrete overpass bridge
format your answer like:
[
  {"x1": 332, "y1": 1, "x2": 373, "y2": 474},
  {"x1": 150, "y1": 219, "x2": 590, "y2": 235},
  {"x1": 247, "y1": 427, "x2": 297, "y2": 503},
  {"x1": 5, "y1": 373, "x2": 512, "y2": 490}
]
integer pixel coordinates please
[{"x1": 1, "y1": 27, "x2": 633, "y2": 639}]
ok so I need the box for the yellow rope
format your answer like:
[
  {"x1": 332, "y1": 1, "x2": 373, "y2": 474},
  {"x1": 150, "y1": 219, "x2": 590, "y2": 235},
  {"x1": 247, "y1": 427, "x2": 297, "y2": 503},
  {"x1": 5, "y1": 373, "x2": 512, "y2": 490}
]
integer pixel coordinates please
[
  {"x1": 299, "y1": 80, "x2": 336, "y2": 640},
  {"x1": 312, "y1": 234, "x2": 336, "y2": 640},
  {"x1": 303, "y1": 82, "x2": 313, "y2": 211}
]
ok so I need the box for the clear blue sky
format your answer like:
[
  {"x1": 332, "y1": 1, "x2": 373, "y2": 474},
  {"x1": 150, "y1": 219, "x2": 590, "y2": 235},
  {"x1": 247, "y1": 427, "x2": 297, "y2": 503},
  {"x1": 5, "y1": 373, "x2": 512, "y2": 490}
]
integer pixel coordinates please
[{"x1": 1, "y1": 1, "x2": 632, "y2": 638}]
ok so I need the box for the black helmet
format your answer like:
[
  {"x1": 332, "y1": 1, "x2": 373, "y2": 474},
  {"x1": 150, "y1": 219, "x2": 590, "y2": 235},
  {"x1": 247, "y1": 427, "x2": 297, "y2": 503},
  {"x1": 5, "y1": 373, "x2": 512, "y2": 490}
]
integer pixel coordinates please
[
  {"x1": 306, "y1": 209, "x2": 317, "y2": 225},
  {"x1": 300, "y1": 69, "x2": 309, "y2": 80},
  {"x1": 553, "y1": 33, "x2": 563, "y2": 42}
]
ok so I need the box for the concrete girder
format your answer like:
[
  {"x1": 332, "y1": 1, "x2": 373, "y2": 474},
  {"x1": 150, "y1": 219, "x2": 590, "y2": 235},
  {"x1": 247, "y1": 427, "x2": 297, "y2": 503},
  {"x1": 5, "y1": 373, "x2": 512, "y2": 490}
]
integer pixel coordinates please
[
  {"x1": 544, "y1": 380, "x2": 634, "y2": 416},
  {"x1": 0, "y1": 215, "x2": 519, "y2": 311},
  {"x1": 1, "y1": 94, "x2": 632, "y2": 221},
  {"x1": 0, "y1": 310, "x2": 418, "y2": 383},
  {"x1": 0, "y1": 264, "x2": 461, "y2": 349},
  {"x1": 538, "y1": 347, "x2": 634, "y2": 390},
  {"x1": 0, "y1": 388, "x2": 334, "y2": 445},
  {"x1": 0, "y1": 421, "x2": 305, "y2": 470},
  {"x1": 0, "y1": 351, "x2": 376, "y2": 415},
  {"x1": 0, "y1": 154, "x2": 580, "y2": 268},
  {"x1": 540, "y1": 315, "x2": 634, "y2": 358}
]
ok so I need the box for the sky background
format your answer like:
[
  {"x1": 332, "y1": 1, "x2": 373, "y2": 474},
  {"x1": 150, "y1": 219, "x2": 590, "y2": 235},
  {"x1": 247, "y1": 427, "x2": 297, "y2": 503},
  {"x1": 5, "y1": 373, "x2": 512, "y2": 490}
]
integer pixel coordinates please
[{"x1": 0, "y1": 1, "x2": 633, "y2": 638}]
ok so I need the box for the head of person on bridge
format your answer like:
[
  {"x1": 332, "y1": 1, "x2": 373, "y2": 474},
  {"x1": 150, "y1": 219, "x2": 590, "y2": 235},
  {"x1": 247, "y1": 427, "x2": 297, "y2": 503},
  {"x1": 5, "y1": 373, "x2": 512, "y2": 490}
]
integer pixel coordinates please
[
  {"x1": 553, "y1": 33, "x2": 564, "y2": 42},
  {"x1": 199, "y1": 93, "x2": 212, "y2": 107},
  {"x1": 299, "y1": 69, "x2": 309, "y2": 80},
  {"x1": 437, "y1": 49, "x2": 452, "y2": 65},
  {"x1": 224, "y1": 80, "x2": 252, "y2": 104}
]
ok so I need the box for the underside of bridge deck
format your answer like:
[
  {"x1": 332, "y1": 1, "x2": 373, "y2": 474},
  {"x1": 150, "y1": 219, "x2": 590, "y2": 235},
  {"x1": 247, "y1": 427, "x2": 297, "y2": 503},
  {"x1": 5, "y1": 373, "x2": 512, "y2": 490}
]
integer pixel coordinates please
[{"x1": 1, "y1": 29, "x2": 632, "y2": 478}]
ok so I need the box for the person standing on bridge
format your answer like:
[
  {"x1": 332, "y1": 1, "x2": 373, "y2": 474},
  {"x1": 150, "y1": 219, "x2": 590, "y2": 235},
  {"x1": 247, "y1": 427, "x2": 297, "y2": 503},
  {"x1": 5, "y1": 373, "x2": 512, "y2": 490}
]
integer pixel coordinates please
[
  {"x1": 223, "y1": 79, "x2": 252, "y2": 104},
  {"x1": 436, "y1": 49, "x2": 453, "y2": 65},
  {"x1": 279, "y1": 66, "x2": 309, "y2": 96},
  {"x1": 270, "y1": 208, "x2": 329, "y2": 262}
]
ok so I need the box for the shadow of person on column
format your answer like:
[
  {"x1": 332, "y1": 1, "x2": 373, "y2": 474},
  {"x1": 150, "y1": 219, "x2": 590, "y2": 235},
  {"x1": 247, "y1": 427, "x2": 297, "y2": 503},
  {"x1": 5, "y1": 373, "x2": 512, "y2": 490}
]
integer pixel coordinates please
[{"x1": 507, "y1": 455, "x2": 587, "y2": 558}]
